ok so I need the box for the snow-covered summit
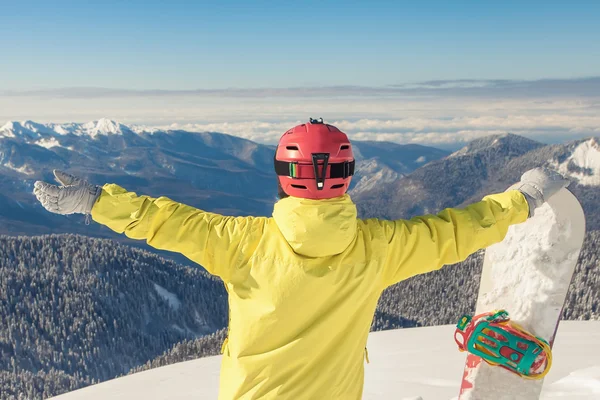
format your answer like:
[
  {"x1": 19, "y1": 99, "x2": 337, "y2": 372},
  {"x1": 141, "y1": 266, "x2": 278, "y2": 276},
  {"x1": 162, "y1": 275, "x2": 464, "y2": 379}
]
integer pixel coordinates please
[
  {"x1": 0, "y1": 120, "x2": 57, "y2": 139},
  {"x1": 555, "y1": 138, "x2": 600, "y2": 186},
  {"x1": 0, "y1": 122, "x2": 16, "y2": 138},
  {"x1": 82, "y1": 118, "x2": 129, "y2": 137},
  {"x1": 0, "y1": 118, "x2": 132, "y2": 139}
]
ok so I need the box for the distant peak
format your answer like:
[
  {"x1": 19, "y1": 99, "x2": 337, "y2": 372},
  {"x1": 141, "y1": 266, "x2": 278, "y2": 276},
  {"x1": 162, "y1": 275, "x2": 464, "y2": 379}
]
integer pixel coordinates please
[
  {"x1": 97, "y1": 118, "x2": 121, "y2": 130},
  {"x1": 1, "y1": 121, "x2": 15, "y2": 129},
  {"x1": 0, "y1": 121, "x2": 17, "y2": 137},
  {"x1": 555, "y1": 137, "x2": 600, "y2": 186},
  {"x1": 1, "y1": 121, "x2": 25, "y2": 131},
  {"x1": 84, "y1": 118, "x2": 128, "y2": 136},
  {"x1": 0, "y1": 120, "x2": 54, "y2": 139},
  {"x1": 0, "y1": 119, "x2": 136, "y2": 140},
  {"x1": 451, "y1": 133, "x2": 542, "y2": 158}
]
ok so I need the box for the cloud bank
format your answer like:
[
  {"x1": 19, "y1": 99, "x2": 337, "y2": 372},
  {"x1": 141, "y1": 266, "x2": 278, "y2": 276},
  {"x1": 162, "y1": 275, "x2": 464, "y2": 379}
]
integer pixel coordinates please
[
  {"x1": 141, "y1": 113, "x2": 600, "y2": 147},
  {"x1": 1, "y1": 77, "x2": 599, "y2": 148}
]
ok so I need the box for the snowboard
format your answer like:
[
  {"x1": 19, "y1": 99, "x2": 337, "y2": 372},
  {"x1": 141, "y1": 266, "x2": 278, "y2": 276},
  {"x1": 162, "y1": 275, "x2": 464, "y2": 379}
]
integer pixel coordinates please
[{"x1": 458, "y1": 188, "x2": 586, "y2": 400}]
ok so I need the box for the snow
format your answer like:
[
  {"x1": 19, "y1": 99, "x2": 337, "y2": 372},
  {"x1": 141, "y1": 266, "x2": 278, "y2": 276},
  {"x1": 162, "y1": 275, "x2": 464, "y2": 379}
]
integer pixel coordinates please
[
  {"x1": 0, "y1": 121, "x2": 39, "y2": 139},
  {"x1": 131, "y1": 124, "x2": 160, "y2": 134},
  {"x1": 415, "y1": 156, "x2": 427, "y2": 163},
  {"x1": 479, "y1": 199, "x2": 581, "y2": 338},
  {"x1": 153, "y1": 283, "x2": 181, "y2": 311},
  {"x1": 82, "y1": 118, "x2": 127, "y2": 137},
  {"x1": 352, "y1": 167, "x2": 400, "y2": 194},
  {"x1": 49, "y1": 322, "x2": 600, "y2": 400},
  {"x1": 35, "y1": 137, "x2": 63, "y2": 149},
  {"x1": 545, "y1": 366, "x2": 600, "y2": 398},
  {"x1": 555, "y1": 138, "x2": 600, "y2": 186},
  {"x1": 2, "y1": 162, "x2": 34, "y2": 175},
  {"x1": 351, "y1": 159, "x2": 401, "y2": 196},
  {"x1": 1, "y1": 120, "x2": 53, "y2": 138},
  {"x1": 0, "y1": 122, "x2": 16, "y2": 138},
  {"x1": 0, "y1": 118, "x2": 128, "y2": 140}
]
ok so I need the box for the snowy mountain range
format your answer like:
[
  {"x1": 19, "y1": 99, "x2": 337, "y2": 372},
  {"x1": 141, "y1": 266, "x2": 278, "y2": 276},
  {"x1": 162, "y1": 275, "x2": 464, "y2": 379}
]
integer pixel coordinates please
[
  {"x1": 3, "y1": 120, "x2": 600, "y2": 233},
  {"x1": 0, "y1": 119, "x2": 130, "y2": 139},
  {"x1": 2, "y1": 118, "x2": 600, "y2": 263},
  {"x1": 356, "y1": 133, "x2": 600, "y2": 230}
]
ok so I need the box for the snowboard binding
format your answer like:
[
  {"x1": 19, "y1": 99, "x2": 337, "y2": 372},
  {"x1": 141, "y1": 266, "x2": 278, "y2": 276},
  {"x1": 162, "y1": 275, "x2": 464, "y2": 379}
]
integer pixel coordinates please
[{"x1": 454, "y1": 310, "x2": 552, "y2": 380}]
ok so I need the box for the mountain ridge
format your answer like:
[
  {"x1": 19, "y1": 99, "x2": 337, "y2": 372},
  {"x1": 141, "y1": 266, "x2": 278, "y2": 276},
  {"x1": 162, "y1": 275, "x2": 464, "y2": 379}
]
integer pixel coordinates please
[{"x1": 355, "y1": 133, "x2": 600, "y2": 231}]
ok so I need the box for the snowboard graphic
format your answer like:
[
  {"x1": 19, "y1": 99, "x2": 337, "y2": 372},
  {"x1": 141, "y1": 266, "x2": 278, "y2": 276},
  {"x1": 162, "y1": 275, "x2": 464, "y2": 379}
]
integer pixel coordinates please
[{"x1": 458, "y1": 188, "x2": 586, "y2": 400}]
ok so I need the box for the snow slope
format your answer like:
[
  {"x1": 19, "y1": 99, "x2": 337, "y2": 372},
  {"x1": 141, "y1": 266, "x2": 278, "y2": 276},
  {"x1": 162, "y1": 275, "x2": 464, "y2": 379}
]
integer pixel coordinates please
[
  {"x1": 51, "y1": 321, "x2": 600, "y2": 400},
  {"x1": 153, "y1": 283, "x2": 182, "y2": 311}
]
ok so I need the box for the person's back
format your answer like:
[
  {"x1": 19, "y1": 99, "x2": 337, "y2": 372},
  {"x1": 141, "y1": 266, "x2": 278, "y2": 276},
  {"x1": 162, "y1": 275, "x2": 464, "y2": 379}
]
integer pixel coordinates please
[
  {"x1": 34, "y1": 119, "x2": 569, "y2": 399},
  {"x1": 220, "y1": 195, "x2": 381, "y2": 399}
]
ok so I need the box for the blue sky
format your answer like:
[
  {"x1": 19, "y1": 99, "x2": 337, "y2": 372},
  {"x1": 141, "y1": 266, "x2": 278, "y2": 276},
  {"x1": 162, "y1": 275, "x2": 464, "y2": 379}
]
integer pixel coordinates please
[
  {"x1": 2, "y1": 0, "x2": 599, "y2": 90},
  {"x1": 2, "y1": 1, "x2": 599, "y2": 147}
]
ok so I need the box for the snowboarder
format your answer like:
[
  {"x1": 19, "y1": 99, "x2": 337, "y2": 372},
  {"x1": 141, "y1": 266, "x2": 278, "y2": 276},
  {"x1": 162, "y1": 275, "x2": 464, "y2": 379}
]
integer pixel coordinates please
[{"x1": 33, "y1": 119, "x2": 569, "y2": 399}]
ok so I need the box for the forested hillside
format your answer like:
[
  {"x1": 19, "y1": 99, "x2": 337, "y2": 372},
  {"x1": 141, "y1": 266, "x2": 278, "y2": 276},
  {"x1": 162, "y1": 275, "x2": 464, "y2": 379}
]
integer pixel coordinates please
[{"x1": 0, "y1": 235, "x2": 227, "y2": 399}]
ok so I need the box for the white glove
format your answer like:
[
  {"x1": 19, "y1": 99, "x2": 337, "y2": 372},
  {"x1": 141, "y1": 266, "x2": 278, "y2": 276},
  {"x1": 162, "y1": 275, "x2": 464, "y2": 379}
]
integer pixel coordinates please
[
  {"x1": 508, "y1": 167, "x2": 570, "y2": 217},
  {"x1": 34, "y1": 170, "x2": 101, "y2": 215}
]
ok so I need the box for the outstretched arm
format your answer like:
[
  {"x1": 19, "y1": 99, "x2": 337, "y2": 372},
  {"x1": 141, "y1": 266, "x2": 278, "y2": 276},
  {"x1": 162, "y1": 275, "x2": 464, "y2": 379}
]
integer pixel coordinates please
[
  {"x1": 379, "y1": 190, "x2": 529, "y2": 288},
  {"x1": 92, "y1": 184, "x2": 266, "y2": 280},
  {"x1": 378, "y1": 167, "x2": 570, "y2": 288},
  {"x1": 34, "y1": 171, "x2": 266, "y2": 281}
]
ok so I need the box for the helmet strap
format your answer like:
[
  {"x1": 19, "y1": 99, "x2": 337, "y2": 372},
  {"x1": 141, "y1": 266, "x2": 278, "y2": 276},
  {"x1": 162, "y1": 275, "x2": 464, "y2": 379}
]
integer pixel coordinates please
[{"x1": 311, "y1": 153, "x2": 330, "y2": 190}]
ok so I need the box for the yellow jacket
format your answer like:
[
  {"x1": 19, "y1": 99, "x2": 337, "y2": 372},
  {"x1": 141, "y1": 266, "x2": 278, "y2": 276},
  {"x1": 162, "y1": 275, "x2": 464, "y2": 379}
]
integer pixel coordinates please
[{"x1": 92, "y1": 185, "x2": 529, "y2": 399}]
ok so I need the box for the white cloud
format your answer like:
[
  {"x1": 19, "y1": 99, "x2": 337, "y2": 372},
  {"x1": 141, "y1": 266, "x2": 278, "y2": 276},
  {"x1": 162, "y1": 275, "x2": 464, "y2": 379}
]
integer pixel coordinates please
[
  {"x1": 137, "y1": 111, "x2": 600, "y2": 147},
  {"x1": 1, "y1": 78, "x2": 599, "y2": 148}
]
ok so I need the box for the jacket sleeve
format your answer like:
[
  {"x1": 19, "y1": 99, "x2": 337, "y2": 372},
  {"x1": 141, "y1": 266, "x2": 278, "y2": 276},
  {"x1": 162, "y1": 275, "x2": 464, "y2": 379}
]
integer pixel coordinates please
[
  {"x1": 379, "y1": 190, "x2": 529, "y2": 288},
  {"x1": 90, "y1": 183, "x2": 266, "y2": 281}
]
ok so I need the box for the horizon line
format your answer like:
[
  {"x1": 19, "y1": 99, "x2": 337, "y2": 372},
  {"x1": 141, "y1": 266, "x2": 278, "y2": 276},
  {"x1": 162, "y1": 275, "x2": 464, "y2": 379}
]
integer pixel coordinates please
[{"x1": 2, "y1": 76, "x2": 600, "y2": 98}]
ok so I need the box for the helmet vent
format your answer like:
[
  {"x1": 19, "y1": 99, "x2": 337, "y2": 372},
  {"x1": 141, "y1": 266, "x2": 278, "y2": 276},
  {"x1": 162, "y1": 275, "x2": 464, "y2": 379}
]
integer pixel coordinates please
[
  {"x1": 286, "y1": 146, "x2": 299, "y2": 150},
  {"x1": 331, "y1": 184, "x2": 345, "y2": 189},
  {"x1": 291, "y1": 184, "x2": 307, "y2": 189},
  {"x1": 340, "y1": 145, "x2": 350, "y2": 150}
]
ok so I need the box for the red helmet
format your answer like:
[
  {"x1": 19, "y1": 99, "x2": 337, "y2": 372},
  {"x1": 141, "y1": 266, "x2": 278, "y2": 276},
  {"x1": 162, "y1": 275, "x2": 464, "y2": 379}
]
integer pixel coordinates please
[{"x1": 274, "y1": 118, "x2": 355, "y2": 199}]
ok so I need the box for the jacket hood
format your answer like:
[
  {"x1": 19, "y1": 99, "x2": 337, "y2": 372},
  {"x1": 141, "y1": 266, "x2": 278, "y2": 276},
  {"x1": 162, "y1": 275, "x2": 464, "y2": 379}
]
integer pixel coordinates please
[{"x1": 272, "y1": 194, "x2": 357, "y2": 257}]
